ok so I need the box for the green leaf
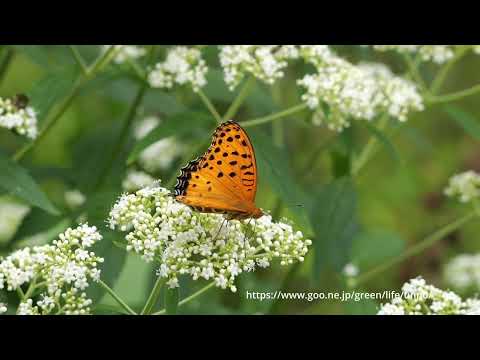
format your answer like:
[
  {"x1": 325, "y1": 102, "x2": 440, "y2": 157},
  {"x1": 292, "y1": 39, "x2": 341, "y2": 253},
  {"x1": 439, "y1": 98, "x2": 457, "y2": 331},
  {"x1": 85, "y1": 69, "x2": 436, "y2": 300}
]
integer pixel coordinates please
[
  {"x1": 0, "y1": 151, "x2": 59, "y2": 215},
  {"x1": 27, "y1": 67, "x2": 78, "y2": 122},
  {"x1": 310, "y1": 177, "x2": 358, "y2": 281},
  {"x1": 249, "y1": 130, "x2": 312, "y2": 234},
  {"x1": 362, "y1": 121, "x2": 401, "y2": 165},
  {"x1": 350, "y1": 230, "x2": 405, "y2": 269},
  {"x1": 13, "y1": 45, "x2": 76, "y2": 71},
  {"x1": 127, "y1": 111, "x2": 216, "y2": 165},
  {"x1": 165, "y1": 287, "x2": 179, "y2": 315},
  {"x1": 444, "y1": 105, "x2": 480, "y2": 141}
]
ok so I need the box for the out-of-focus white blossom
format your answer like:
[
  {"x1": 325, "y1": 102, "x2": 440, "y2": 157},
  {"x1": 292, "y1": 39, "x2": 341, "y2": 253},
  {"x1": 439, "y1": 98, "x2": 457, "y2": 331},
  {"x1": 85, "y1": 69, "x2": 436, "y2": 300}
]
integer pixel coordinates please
[
  {"x1": 0, "y1": 224, "x2": 103, "y2": 315},
  {"x1": 122, "y1": 169, "x2": 155, "y2": 192},
  {"x1": 343, "y1": 263, "x2": 359, "y2": 278},
  {"x1": 371, "y1": 45, "x2": 455, "y2": 64},
  {"x1": 298, "y1": 56, "x2": 423, "y2": 131},
  {"x1": 102, "y1": 45, "x2": 146, "y2": 64},
  {"x1": 444, "y1": 170, "x2": 480, "y2": 203},
  {"x1": 133, "y1": 116, "x2": 186, "y2": 173},
  {"x1": 148, "y1": 47, "x2": 207, "y2": 92},
  {"x1": 0, "y1": 302, "x2": 7, "y2": 314},
  {"x1": 219, "y1": 45, "x2": 300, "y2": 90},
  {"x1": 0, "y1": 96, "x2": 38, "y2": 139},
  {"x1": 444, "y1": 254, "x2": 480, "y2": 294},
  {"x1": 377, "y1": 276, "x2": 480, "y2": 315},
  {"x1": 64, "y1": 189, "x2": 86, "y2": 209},
  {"x1": 0, "y1": 199, "x2": 30, "y2": 243},
  {"x1": 108, "y1": 184, "x2": 312, "y2": 292}
]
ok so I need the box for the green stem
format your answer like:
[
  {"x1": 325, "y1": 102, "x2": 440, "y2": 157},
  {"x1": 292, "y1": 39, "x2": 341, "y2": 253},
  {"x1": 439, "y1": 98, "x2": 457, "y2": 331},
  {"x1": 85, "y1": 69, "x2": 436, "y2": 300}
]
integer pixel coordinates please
[
  {"x1": 403, "y1": 53, "x2": 427, "y2": 93},
  {"x1": 68, "y1": 45, "x2": 88, "y2": 75},
  {"x1": 94, "y1": 80, "x2": 148, "y2": 190},
  {"x1": 223, "y1": 76, "x2": 256, "y2": 121},
  {"x1": 0, "y1": 48, "x2": 14, "y2": 85},
  {"x1": 426, "y1": 83, "x2": 480, "y2": 104},
  {"x1": 198, "y1": 88, "x2": 222, "y2": 124},
  {"x1": 13, "y1": 78, "x2": 84, "y2": 162},
  {"x1": 351, "y1": 211, "x2": 477, "y2": 288},
  {"x1": 152, "y1": 281, "x2": 215, "y2": 315},
  {"x1": 141, "y1": 276, "x2": 165, "y2": 315},
  {"x1": 242, "y1": 103, "x2": 308, "y2": 128},
  {"x1": 430, "y1": 46, "x2": 470, "y2": 95},
  {"x1": 351, "y1": 115, "x2": 389, "y2": 176},
  {"x1": 12, "y1": 45, "x2": 120, "y2": 162},
  {"x1": 98, "y1": 279, "x2": 137, "y2": 315},
  {"x1": 23, "y1": 277, "x2": 38, "y2": 300}
]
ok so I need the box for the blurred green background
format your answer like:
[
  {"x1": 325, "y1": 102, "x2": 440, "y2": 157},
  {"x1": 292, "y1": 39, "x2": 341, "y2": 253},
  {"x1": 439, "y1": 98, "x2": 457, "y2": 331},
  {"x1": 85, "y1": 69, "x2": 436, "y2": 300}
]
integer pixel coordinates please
[{"x1": 1, "y1": 45, "x2": 479, "y2": 315}]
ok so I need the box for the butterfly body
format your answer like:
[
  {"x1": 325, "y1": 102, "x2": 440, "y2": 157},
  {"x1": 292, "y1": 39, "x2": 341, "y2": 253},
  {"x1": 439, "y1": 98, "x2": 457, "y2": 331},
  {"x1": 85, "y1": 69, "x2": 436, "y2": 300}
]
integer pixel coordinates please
[{"x1": 174, "y1": 120, "x2": 263, "y2": 220}]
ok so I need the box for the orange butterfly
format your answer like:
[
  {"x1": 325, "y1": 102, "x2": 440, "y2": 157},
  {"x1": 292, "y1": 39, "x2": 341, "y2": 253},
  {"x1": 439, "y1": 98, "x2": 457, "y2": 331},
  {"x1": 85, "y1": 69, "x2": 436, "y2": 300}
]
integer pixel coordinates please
[{"x1": 174, "y1": 120, "x2": 263, "y2": 220}]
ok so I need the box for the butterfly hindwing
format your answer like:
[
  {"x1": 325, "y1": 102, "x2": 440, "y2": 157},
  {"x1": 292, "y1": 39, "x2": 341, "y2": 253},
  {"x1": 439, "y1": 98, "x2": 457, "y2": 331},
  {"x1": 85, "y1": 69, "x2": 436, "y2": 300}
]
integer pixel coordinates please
[{"x1": 174, "y1": 120, "x2": 259, "y2": 217}]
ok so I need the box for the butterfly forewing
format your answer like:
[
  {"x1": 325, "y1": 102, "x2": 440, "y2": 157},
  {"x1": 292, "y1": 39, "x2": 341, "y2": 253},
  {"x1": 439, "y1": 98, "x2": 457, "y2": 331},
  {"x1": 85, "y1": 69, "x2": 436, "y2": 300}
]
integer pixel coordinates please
[{"x1": 174, "y1": 120, "x2": 259, "y2": 217}]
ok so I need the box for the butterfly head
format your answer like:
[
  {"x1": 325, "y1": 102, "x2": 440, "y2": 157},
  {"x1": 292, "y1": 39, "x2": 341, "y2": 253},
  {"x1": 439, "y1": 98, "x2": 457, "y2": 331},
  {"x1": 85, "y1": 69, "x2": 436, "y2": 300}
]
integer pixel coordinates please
[{"x1": 251, "y1": 207, "x2": 264, "y2": 219}]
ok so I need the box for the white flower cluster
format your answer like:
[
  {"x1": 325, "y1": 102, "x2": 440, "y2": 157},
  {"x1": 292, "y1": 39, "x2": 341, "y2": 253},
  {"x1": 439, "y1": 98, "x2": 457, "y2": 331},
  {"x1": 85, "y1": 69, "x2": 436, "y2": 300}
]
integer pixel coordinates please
[
  {"x1": 377, "y1": 277, "x2": 480, "y2": 315},
  {"x1": 444, "y1": 254, "x2": 480, "y2": 294},
  {"x1": 0, "y1": 224, "x2": 104, "y2": 315},
  {"x1": 108, "y1": 184, "x2": 312, "y2": 292},
  {"x1": 64, "y1": 189, "x2": 86, "y2": 209},
  {"x1": 219, "y1": 45, "x2": 300, "y2": 90},
  {"x1": 371, "y1": 45, "x2": 455, "y2": 64},
  {"x1": 444, "y1": 170, "x2": 480, "y2": 203},
  {"x1": 133, "y1": 116, "x2": 185, "y2": 173},
  {"x1": 298, "y1": 56, "x2": 424, "y2": 131},
  {"x1": 0, "y1": 302, "x2": 7, "y2": 314},
  {"x1": 148, "y1": 47, "x2": 207, "y2": 92},
  {"x1": 0, "y1": 96, "x2": 38, "y2": 139},
  {"x1": 102, "y1": 45, "x2": 146, "y2": 64},
  {"x1": 122, "y1": 169, "x2": 155, "y2": 192},
  {"x1": 0, "y1": 199, "x2": 30, "y2": 242}
]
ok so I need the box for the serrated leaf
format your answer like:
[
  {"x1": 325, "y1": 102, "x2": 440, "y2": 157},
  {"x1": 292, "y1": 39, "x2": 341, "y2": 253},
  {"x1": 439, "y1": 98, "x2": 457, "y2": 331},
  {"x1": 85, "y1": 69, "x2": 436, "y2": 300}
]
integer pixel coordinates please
[
  {"x1": 127, "y1": 111, "x2": 216, "y2": 165},
  {"x1": 249, "y1": 131, "x2": 312, "y2": 234},
  {"x1": 0, "y1": 151, "x2": 59, "y2": 215},
  {"x1": 310, "y1": 177, "x2": 358, "y2": 281},
  {"x1": 444, "y1": 105, "x2": 480, "y2": 141}
]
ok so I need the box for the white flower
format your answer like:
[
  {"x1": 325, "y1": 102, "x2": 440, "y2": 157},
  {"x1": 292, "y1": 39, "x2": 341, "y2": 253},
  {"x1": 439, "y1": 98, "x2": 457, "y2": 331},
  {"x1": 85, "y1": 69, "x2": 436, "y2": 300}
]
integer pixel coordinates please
[
  {"x1": 0, "y1": 302, "x2": 7, "y2": 314},
  {"x1": 378, "y1": 276, "x2": 478, "y2": 315},
  {"x1": 298, "y1": 55, "x2": 423, "y2": 131},
  {"x1": 0, "y1": 96, "x2": 38, "y2": 139},
  {"x1": 371, "y1": 45, "x2": 455, "y2": 64},
  {"x1": 444, "y1": 253, "x2": 480, "y2": 293},
  {"x1": 0, "y1": 224, "x2": 103, "y2": 315},
  {"x1": 108, "y1": 184, "x2": 312, "y2": 292},
  {"x1": 444, "y1": 170, "x2": 480, "y2": 203},
  {"x1": 148, "y1": 46, "x2": 207, "y2": 92},
  {"x1": 219, "y1": 45, "x2": 298, "y2": 90},
  {"x1": 342, "y1": 263, "x2": 359, "y2": 277},
  {"x1": 64, "y1": 189, "x2": 86, "y2": 209},
  {"x1": 133, "y1": 115, "x2": 186, "y2": 172},
  {"x1": 122, "y1": 170, "x2": 155, "y2": 192},
  {"x1": 102, "y1": 45, "x2": 146, "y2": 64}
]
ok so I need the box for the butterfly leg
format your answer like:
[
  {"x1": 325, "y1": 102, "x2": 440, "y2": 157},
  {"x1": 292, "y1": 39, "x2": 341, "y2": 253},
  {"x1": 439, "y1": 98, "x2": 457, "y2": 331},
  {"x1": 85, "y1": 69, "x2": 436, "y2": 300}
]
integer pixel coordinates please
[
  {"x1": 211, "y1": 218, "x2": 227, "y2": 243},
  {"x1": 241, "y1": 218, "x2": 255, "y2": 255}
]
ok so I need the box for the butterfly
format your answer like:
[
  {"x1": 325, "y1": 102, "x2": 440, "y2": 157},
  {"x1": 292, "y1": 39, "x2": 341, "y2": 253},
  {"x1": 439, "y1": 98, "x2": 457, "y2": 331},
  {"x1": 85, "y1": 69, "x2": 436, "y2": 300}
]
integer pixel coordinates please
[{"x1": 174, "y1": 120, "x2": 263, "y2": 220}]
